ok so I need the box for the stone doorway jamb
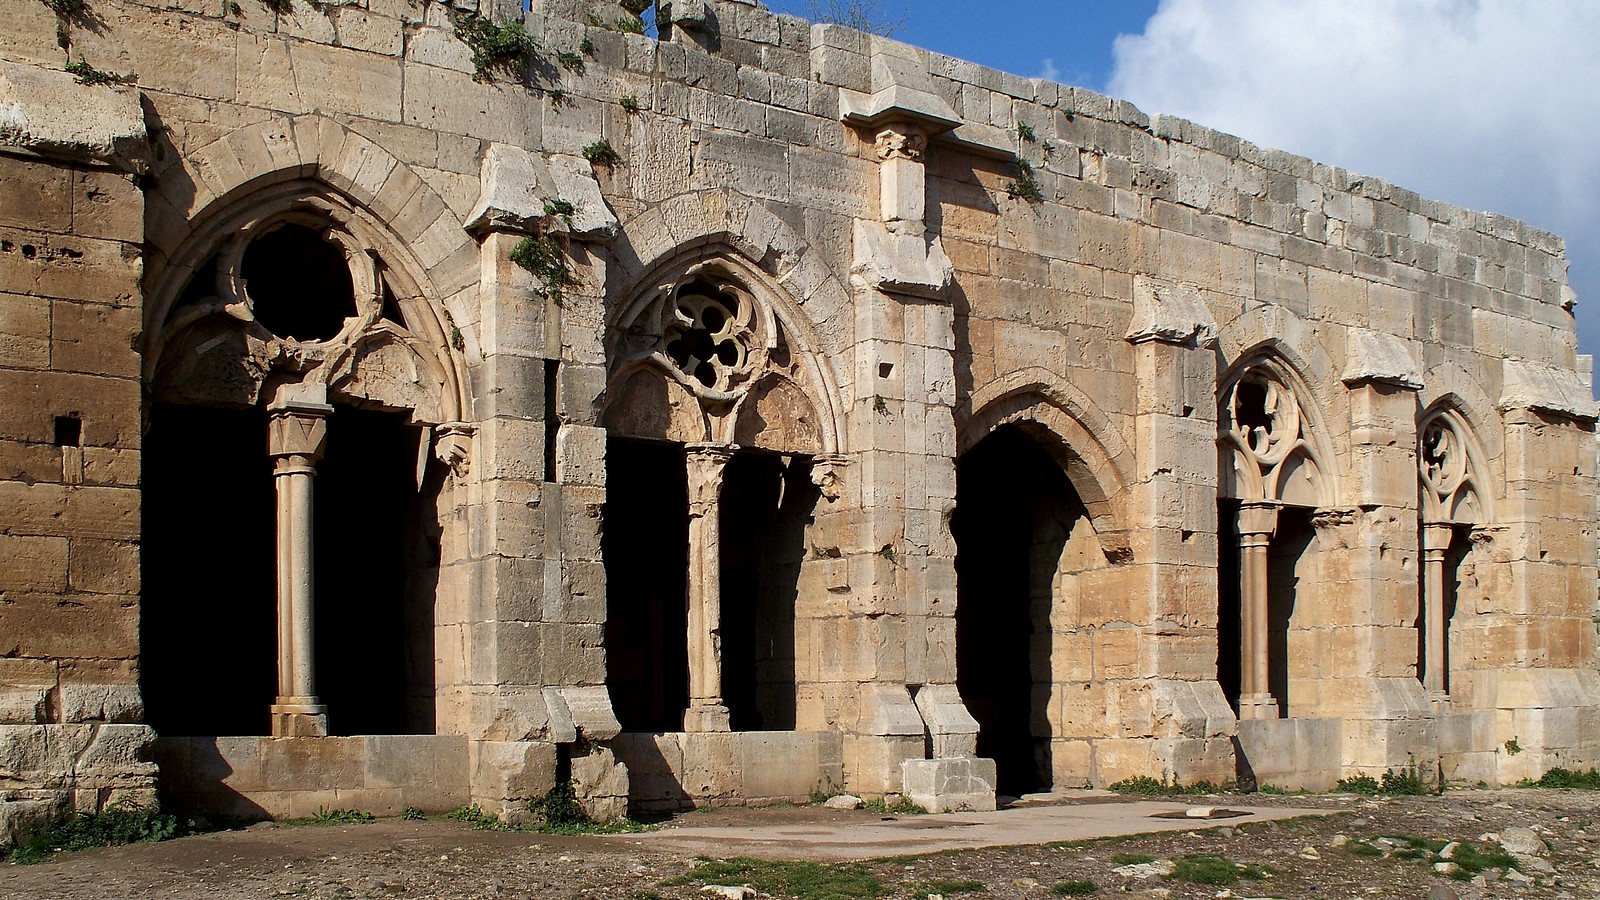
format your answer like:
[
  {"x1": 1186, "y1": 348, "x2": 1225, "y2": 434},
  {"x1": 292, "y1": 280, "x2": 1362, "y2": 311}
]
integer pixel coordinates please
[{"x1": 267, "y1": 385, "x2": 333, "y2": 737}]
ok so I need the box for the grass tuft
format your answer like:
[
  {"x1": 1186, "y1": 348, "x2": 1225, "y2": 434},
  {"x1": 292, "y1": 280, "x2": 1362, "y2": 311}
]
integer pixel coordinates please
[
  {"x1": 1169, "y1": 853, "x2": 1271, "y2": 886},
  {"x1": 680, "y1": 857, "x2": 886, "y2": 899},
  {"x1": 1051, "y1": 879, "x2": 1099, "y2": 895},
  {"x1": 8, "y1": 801, "x2": 184, "y2": 864}
]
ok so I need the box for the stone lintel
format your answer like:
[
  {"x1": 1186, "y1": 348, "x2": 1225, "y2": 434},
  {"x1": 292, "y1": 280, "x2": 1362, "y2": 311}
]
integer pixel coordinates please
[
  {"x1": 910, "y1": 683, "x2": 977, "y2": 759},
  {"x1": 543, "y1": 685, "x2": 622, "y2": 742},
  {"x1": 1340, "y1": 328, "x2": 1422, "y2": 389},
  {"x1": 1498, "y1": 358, "x2": 1599, "y2": 422}
]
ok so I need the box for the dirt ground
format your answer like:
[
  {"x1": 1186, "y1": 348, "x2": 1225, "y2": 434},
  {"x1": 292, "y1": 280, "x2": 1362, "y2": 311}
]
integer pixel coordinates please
[{"x1": 6, "y1": 789, "x2": 1599, "y2": 899}]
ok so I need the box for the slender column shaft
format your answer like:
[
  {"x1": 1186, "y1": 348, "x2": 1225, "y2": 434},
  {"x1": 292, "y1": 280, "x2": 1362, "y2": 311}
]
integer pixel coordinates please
[
  {"x1": 683, "y1": 443, "x2": 734, "y2": 732},
  {"x1": 267, "y1": 400, "x2": 331, "y2": 737},
  {"x1": 1236, "y1": 502, "x2": 1280, "y2": 720},
  {"x1": 1421, "y1": 522, "x2": 1454, "y2": 696}
]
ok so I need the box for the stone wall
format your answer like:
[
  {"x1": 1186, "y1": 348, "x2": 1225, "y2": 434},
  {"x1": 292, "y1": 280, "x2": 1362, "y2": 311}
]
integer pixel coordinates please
[
  {"x1": 0, "y1": 62, "x2": 156, "y2": 846},
  {"x1": 0, "y1": 0, "x2": 1594, "y2": 834}
]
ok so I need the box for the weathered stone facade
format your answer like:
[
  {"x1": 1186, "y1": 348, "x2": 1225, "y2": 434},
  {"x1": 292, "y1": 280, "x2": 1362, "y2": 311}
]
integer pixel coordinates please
[{"x1": 2, "y1": 0, "x2": 1596, "y2": 839}]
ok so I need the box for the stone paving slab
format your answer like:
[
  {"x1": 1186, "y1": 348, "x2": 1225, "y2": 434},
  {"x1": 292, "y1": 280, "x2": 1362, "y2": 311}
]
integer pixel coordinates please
[{"x1": 603, "y1": 799, "x2": 1329, "y2": 861}]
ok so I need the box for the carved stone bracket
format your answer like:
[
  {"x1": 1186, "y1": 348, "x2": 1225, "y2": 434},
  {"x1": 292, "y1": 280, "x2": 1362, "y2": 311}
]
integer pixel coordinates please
[
  {"x1": 808, "y1": 454, "x2": 851, "y2": 503},
  {"x1": 433, "y1": 422, "x2": 477, "y2": 478},
  {"x1": 875, "y1": 126, "x2": 926, "y2": 160}
]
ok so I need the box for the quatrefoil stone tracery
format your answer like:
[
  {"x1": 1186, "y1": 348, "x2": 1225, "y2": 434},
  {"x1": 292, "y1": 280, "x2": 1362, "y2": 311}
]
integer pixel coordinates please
[{"x1": 664, "y1": 290, "x2": 749, "y2": 390}]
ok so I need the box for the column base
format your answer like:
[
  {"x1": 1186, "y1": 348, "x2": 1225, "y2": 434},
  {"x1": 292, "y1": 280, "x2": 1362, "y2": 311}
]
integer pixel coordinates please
[
  {"x1": 1237, "y1": 693, "x2": 1281, "y2": 721},
  {"x1": 682, "y1": 702, "x2": 731, "y2": 733},
  {"x1": 271, "y1": 699, "x2": 329, "y2": 737}
]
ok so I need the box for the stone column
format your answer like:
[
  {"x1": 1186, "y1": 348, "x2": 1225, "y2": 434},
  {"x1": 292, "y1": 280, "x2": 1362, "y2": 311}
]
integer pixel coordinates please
[
  {"x1": 267, "y1": 394, "x2": 333, "y2": 737},
  {"x1": 1236, "y1": 501, "x2": 1280, "y2": 721},
  {"x1": 1420, "y1": 522, "x2": 1454, "y2": 698},
  {"x1": 683, "y1": 443, "x2": 734, "y2": 732}
]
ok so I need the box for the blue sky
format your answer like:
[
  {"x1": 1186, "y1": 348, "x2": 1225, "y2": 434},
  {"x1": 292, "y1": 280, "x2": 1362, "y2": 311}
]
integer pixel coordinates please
[{"x1": 765, "y1": 1, "x2": 1600, "y2": 382}]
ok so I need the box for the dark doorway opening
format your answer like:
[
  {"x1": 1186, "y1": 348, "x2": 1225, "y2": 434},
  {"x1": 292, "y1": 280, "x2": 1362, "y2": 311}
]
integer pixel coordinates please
[
  {"x1": 720, "y1": 451, "x2": 816, "y2": 731},
  {"x1": 313, "y1": 405, "x2": 433, "y2": 735},
  {"x1": 955, "y1": 424, "x2": 1079, "y2": 796},
  {"x1": 604, "y1": 437, "x2": 690, "y2": 732},
  {"x1": 1217, "y1": 500, "x2": 1243, "y2": 712},
  {"x1": 142, "y1": 403, "x2": 277, "y2": 737},
  {"x1": 1266, "y1": 506, "x2": 1315, "y2": 718}
]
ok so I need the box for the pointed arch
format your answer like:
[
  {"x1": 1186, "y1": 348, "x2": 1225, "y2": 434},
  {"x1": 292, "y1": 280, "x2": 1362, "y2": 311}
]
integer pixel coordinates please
[
  {"x1": 1218, "y1": 346, "x2": 1343, "y2": 507},
  {"x1": 604, "y1": 241, "x2": 846, "y2": 454},
  {"x1": 956, "y1": 368, "x2": 1133, "y2": 551},
  {"x1": 142, "y1": 114, "x2": 474, "y2": 423}
]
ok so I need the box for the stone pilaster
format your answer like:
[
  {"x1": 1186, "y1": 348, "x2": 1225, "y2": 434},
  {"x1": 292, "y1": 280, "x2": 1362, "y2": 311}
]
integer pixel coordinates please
[
  {"x1": 1108, "y1": 275, "x2": 1235, "y2": 785},
  {"x1": 1235, "y1": 501, "x2": 1280, "y2": 722}
]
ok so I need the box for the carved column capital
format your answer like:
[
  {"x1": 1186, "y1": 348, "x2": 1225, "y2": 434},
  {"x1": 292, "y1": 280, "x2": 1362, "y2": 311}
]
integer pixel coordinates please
[
  {"x1": 686, "y1": 443, "x2": 735, "y2": 519},
  {"x1": 1236, "y1": 500, "x2": 1280, "y2": 540},
  {"x1": 267, "y1": 401, "x2": 332, "y2": 474},
  {"x1": 1421, "y1": 521, "x2": 1455, "y2": 555}
]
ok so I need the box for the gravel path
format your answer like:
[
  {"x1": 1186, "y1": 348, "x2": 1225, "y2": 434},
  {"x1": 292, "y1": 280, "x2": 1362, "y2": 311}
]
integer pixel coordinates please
[{"x1": 5, "y1": 789, "x2": 1598, "y2": 899}]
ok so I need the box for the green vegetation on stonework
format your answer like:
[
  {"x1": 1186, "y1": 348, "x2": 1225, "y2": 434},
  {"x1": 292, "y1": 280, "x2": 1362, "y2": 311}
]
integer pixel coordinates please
[
  {"x1": 447, "y1": 804, "x2": 524, "y2": 831},
  {"x1": 665, "y1": 857, "x2": 887, "y2": 898},
  {"x1": 1520, "y1": 767, "x2": 1600, "y2": 789},
  {"x1": 862, "y1": 795, "x2": 926, "y2": 815},
  {"x1": 8, "y1": 801, "x2": 184, "y2": 864},
  {"x1": 509, "y1": 234, "x2": 575, "y2": 303},
  {"x1": 286, "y1": 807, "x2": 375, "y2": 826},
  {"x1": 63, "y1": 58, "x2": 125, "y2": 85},
  {"x1": 582, "y1": 138, "x2": 621, "y2": 166},
  {"x1": 1004, "y1": 158, "x2": 1043, "y2": 203},
  {"x1": 1169, "y1": 853, "x2": 1272, "y2": 886},
  {"x1": 1107, "y1": 775, "x2": 1223, "y2": 796},
  {"x1": 1335, "y1": 759, "x2": 1432, "y2": 796},
  {"x1": 451, "y1": 10, "x2": 539, "y2": 83}
]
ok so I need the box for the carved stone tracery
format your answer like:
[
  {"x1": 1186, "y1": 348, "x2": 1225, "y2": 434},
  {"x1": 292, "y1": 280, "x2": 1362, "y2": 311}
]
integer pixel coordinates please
[{"x1": 1219, "y1": 361, "x2": 1330, "y2": 507}]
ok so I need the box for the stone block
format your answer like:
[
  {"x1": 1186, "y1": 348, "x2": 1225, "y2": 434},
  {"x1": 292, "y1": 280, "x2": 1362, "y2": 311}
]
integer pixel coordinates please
[{"x1": 902, "y1": 757, "x2": 996, "y2": 812}]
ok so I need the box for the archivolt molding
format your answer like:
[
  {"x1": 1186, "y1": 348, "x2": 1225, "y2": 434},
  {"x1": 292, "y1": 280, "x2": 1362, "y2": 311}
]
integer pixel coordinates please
[
  {"x1": 1216, "y1": 307, "x2": 1342, "y2": 417},
  {"x1": 1218, "y1": 350, "x2": 1343, "y2": 507},
  {"x1": 1417, "y1": 361, "x2": 1505, "y2": 468},
  {"x1": 145, "y1": 180, "x2": 470, "y2": 437},
  {"x1": 957, "y1": 368, "x2": 1132, "y2": 540},
  {"x1": 603, "y1": 245, "x2": 845, "y2": 455},
  {"x1": 144, "y1": 114, "x2": 478, "y2": 332}
]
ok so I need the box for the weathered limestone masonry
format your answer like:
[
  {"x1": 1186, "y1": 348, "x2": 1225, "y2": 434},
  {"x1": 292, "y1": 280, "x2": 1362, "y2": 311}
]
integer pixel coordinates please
[{"x1": 1, "y1": 0, "x2": 1597, "y2": 839}]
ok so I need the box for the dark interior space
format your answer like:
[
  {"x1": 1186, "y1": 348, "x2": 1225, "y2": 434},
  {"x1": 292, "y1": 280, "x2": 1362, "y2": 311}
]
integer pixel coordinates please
[
  {"x1": 312, "y1": 405, "x2": 430, "y2": 735},
  {"x1": 604, "y1": 437, "x2": 690, "y2": 732},
  {"x1": 142, "y1": 403, "x2": 277, "y2": 736},
  {"x1": 1217, "y1": 500, "x2": 1242, "y2": 710},
  {"x1": 1267, "y1": 506, "x2": 1316, "y2": 718},
  {"x1": 720, "y1": 451, "x2": 815, "y2": 731},
  {"x1": 241, "y1": 224, "x2": 356, "y2": 342},
  {"x1": 955, "y1": 424, "x2": 1078, "y2": 796}
]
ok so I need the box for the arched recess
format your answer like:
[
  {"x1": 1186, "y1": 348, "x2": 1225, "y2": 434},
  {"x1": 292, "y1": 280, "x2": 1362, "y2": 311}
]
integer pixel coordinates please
[
  {"x1": 1216, "y1": 347, "x2": 1343, "y2": 720},
  {"x1": 599, "y1": 242, "x2": 842, "y2": 735},
  {"x1": 952, "y1": 383, "x2": 1132, "y2": 794},
  {"x1": 1416, "y1": 400, "x2": 1496, "y2": 697},
  {"x1": 956, "y1": 369, "x2": 1133, "y2": 548},
  {"x1": 140, "y1": 152, "x2": 473, "y2": 740}
]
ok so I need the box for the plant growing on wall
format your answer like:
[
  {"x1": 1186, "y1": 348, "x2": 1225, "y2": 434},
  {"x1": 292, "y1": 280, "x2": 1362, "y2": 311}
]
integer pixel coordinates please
[
  {"x1": 1005, "y1": 158, "x2": 1044, "y2": 203},
  {"x1": 452, "y1": 10, "x2": 540, "y2": 83},
  {"x1": 63, "y1": 57, "x2": 127, "y2": 86},
  {"x1": 510, "y1": 234, "x2": 576, "y2": 304},
  {"x1": 582, "y1": 139, "x2": 621, "y2": 166}
]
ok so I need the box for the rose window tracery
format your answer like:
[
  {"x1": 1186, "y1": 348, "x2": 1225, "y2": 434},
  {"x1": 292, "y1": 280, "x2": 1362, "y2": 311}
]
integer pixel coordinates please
[{"x1": 664, "y1": 287, "x2": 750, "y2": 390}]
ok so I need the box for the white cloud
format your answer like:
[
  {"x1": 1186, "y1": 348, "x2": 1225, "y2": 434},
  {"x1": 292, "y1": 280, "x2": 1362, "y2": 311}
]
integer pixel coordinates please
[
  {"x1": 1108, "y1": 0, "x2": 1600, "y2": 365},
  {"x1": 1038, "y1": 58, "x2": 1061, "y2": 82}
]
